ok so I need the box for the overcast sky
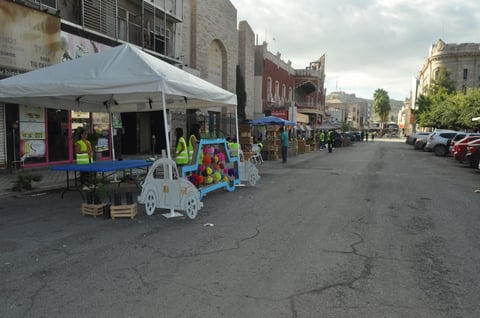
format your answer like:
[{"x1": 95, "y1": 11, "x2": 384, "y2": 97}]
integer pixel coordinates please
[{"x1": 229, "y1": 0, "x2": 480, "y2": 101}]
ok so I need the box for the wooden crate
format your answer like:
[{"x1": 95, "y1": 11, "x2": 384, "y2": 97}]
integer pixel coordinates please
[
  {"x1": 81, "y1": 203, "x2": 106, "y2": 218},
  {"x1": 110, "y1": 203, "x2": 138, "y2": 219}
]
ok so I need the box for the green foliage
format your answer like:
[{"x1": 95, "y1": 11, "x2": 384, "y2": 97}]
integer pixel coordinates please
[
  {"x1": 373, "y1": 88, "x2": 391, "y2": 126},
  {"x1": 12, "y1": 173, "x2": 43, "y2": 192}
]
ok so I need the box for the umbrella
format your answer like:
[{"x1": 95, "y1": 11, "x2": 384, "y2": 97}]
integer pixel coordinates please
[{"x1": 249, "y1": 115, "x2": 295, "y2": 126}]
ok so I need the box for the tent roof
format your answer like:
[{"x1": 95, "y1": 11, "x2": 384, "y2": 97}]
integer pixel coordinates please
[{"x1": 0, "y1": 44, "x2": 237, "y2": 112}]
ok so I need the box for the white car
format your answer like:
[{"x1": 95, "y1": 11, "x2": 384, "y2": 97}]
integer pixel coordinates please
[
  {"x1": 138, "y1": 158, "x2": 203, "y2": 219},
  {"x1": 424, "y1": 130, "x2": 458, "y2": 156}
]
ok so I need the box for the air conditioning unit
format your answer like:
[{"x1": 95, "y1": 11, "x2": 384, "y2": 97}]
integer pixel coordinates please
[{"x1": 154, "y1": 26, "x2": 170, "y2": 39}]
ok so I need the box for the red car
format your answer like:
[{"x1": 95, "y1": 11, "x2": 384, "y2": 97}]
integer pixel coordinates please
[
  {"x1": 465, "y1": 139, "x2": 480, "y2": 168},
  {"x1": 452, "y1": 136, "x2": 480, "y2": 162}
]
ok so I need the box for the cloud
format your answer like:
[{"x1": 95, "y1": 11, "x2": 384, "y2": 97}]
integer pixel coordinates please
[{"x1": 231, "y1": 0, "x2": 480, "y2": 100}]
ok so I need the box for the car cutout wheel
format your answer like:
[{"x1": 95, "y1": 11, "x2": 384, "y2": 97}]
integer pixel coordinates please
[
  {"x1": 144, "y1": 190, "x2": 156, "y2": 216},
  {"x1": 248, "y1": 169, "x2": 258, "y2": 186},
  {"x1": 184, "y1": 193, "x2": 199, "y2": 219}
]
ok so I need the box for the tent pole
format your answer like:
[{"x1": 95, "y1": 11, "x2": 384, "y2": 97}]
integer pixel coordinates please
[
  {"x1": 110, "y1": 111, "x2": 116, "y2": 161},
  {"x1": 162, "y1": 92, "x2": 171, "y2": 159}
]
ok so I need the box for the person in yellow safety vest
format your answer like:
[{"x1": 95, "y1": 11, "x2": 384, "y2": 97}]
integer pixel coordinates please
[
  {"x1": 227, "y1": 138, "x2": 239, "y2": 157},
  {"x1": 175, "y1": 127, "x2": 188, "y2": 170},
  {"x1": 75, "y1": 128, "x2": 94, "y2": 190},
  {"x1": 187, "y1": 123, "x2": 201, "y2": 164},
  {"x1": 327, "y1": 130, "x2": 334, "y2": 153},
  {"x1": 319, "y1": 130, "x2": 326, "y2": 149}
]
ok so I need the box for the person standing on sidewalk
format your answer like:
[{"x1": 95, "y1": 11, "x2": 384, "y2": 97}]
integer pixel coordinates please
[
  {"x1": 319, "y1": 130, "x2": 326, "y2": 150},
  {"x1": 175, "y1": 128, "x2": 188, "y2": 173},
  {"x1": 280, "y1": 126, "x2": 289, "y2": 163},
  {"x1": 75, "y1": 128, "x2": 94, "y2": 190}
]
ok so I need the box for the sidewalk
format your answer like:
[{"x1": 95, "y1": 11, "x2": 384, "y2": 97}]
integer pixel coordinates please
[{"x1": 0, "y1": 150, "x2": 319, "y2": 197}]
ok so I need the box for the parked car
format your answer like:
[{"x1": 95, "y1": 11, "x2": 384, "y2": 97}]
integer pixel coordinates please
[
  {"x1": 414, "y1": 134, "x2": 429, "y2": 150},
  {"x1": 448, "y1": 132, "x2": 480, "y2": 155},
  {"x1": 465, "y1": 139, "x2": 480, "y2": 168},
  {"x1": 405, "y1": 132, "x2": 430, "y2": 145},
  {"x1": 346, "y1": 131, "x2": 362, "y2": 142},
  {"x1": 451, "y1": 135, "x2": 480, "y2": 162},
  {"x1": 424, "y1": 130, "x2": 458, "y2": 156}
]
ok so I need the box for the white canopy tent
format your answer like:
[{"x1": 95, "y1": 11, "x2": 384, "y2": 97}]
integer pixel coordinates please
[{"x1": 0, "y1": 43, "x2": 238, "y2": 159}]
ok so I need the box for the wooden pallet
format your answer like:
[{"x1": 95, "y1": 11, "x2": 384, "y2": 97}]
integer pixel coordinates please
[
  {"x1": 81, "y1": 203, "x2": 106, "y2": 218},
  {"x1": 110, "y1": 203, "x2": 138, "y2": 219}
]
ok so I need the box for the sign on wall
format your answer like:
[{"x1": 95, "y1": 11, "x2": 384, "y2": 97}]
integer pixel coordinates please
[{"x1": 0, "y1": 1, "x2": 61, "y2": 77}]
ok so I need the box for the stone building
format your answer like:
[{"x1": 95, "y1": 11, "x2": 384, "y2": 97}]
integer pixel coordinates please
[
  {"x1": 180, "y1": 0, "x2": 255, "y2": 138},
  {"x1": 418, "y1": 39, "x2": 480, "y2": 95}
]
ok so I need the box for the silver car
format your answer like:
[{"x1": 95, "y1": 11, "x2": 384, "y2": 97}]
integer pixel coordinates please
[{"x1": 424, "y1": 130, "x2": 459, "y2": 156}]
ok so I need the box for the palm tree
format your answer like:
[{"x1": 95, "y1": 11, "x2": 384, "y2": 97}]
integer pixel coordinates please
[{"x1": 373, "y1": 88, "x2": 391, "y2": 131}]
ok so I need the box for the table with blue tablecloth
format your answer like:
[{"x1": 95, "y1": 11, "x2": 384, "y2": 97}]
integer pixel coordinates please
[{"x1": 51, "y1": 159, "x2": 153, "y2": 198}]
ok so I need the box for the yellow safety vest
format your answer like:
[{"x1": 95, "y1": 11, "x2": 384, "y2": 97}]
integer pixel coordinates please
[
  {"x1": 228, "y1": 142, "x2": 239, "y2": 157},
  {"x1": 176, "y1": 137, "x2": 188, "y2": 165},
  {"x1": 188, "y1": 134, "x2": 197, "y2": 163},
  {"x1": 76, "y1": 139, "x2": 92, "y2": 164}
]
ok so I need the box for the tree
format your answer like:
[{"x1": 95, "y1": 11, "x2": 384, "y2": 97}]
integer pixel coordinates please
[
  {"x1": 373, "y1": 88, "x2": 391, "y2": 128},
  {"x1": 235, "y1": 65, "x2": 247, "y2": 121}
]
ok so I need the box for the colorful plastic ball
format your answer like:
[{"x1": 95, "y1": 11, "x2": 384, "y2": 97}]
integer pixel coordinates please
[
  {"x1": 197, "y1": 175, "x2": 204, "y2": 184},
  {"x1": 213, "y1": 164, "x2": 219, "y2": 171},
  {"x1": 199, "y1": 164, "x2": 205, "y2": 172},
  {"x1": 217, "y1": 153, "x2": 225, "y2": 162},
  {"x1": 219, "y1": 163, "x2": 225, "y2": 169},
  {"x1": 203, "y1": 156, "x2": 212, "y2": 165},
  {"x1": 223, "y1": 176, "x2": 229, "y2": 182},
  {"x1": 206, "y1": 167, "x2": 213, "y2": 175},
  {"x1": 228, "y1": 168, "x2": 236, "y2": 176},
  {"x1": 205, "y1": 176, "x2": 213, "y2": 184},
  {"x1": 213, "y1": 172, "x2": 222, "y2": 182}
]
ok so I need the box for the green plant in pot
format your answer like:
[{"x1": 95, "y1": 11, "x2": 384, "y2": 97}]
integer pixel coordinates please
[{"x1": 12, "y1": 173, "x2": 43, "y2": 192}]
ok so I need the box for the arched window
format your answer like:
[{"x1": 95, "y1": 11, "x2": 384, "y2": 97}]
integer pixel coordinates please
[
  {"x1": 267, "y1": 77, "x2": 272, "y2": 100},
  {"x1": 275, "y1": 81, "x2": 280, "y2": 100}
]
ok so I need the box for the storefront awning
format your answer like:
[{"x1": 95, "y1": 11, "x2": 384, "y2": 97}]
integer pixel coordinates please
[{"x1": 297, "y1": 108, "x2": 323, "y2": 115}]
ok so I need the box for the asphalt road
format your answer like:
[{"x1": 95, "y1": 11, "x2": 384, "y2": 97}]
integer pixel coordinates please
[{"x1": 1, "y1": 139, "x2": 480, "y2": 318}]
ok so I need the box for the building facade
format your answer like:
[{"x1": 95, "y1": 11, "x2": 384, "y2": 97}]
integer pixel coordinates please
[
  {"x1": 418, "y1": 39, "x2": 480, "y2": 95},
  {"x1": 253, "y1": 41, "x2": 325, "y2": 132}
]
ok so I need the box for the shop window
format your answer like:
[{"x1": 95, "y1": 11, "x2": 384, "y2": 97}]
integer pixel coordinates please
[
  {"x1": 47, "y1": 109, "x2": 69, "y2": 162},
  {"x1": 19, "y1": 105, "x2": 46, "y2": 165}
]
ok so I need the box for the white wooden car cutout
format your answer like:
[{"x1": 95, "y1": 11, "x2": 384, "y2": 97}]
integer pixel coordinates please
[{"x1": 137, "y1": 158, "x2": 203, "y2": 219}]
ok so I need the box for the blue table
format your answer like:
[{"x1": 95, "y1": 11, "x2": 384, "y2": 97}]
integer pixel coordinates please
[{"x1": 51, "y1": 160, "x2": 153, "y2": 198}]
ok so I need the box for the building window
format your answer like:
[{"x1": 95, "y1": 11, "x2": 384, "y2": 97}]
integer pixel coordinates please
[
  {"x1": 282, "y1": 84, "x2": 286, "y2": 99},
  {"x1": 266, "y1": 77, "x2": 272, "y2": 101},
  {"x1": 275, "y1": 81, "x2": 280, "y2": 99},
  {"x1": 288, "y1": 87, "x2": 292, "y2": 101},
  {"x1": 463, "y1": 68, "x2": 468, "y2": 80}
]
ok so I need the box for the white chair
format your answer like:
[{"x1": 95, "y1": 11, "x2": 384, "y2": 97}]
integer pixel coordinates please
[{"x1": 250, "y1": 144, "x2": 263, "y2": 164}]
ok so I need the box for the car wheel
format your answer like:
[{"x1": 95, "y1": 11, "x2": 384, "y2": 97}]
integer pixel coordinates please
[
  {"x1": 184, "y1": 193, "x2": 199, "y2": 219},
  {"x1": 144, "y1": 190, "x2": 156, "y2": 216},
  {"x1": 434, "y1": 145, "x2": 447, "y2": 156}
]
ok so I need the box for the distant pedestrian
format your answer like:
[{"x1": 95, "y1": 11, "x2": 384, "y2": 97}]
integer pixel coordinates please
[
  {"x1": 280, "y1": 126, "x2": 289, "y2": 163},
  {"x1": 319, "y1": 130, "x2": 326, "y2": 149},
  {"x1": 327, "y1": 130, "x2": 334, "y2": 153},
  {"x1": 371, "y1": 131, "x2": 375, "y2": 142},
  {"x1": 361, "y1": 131, "x2": 365, "y2": 141},
  {"x1": 365, "y1": 132, "x2": 369, "y2": 142}
]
